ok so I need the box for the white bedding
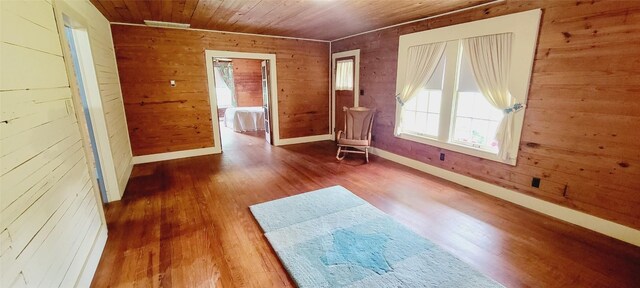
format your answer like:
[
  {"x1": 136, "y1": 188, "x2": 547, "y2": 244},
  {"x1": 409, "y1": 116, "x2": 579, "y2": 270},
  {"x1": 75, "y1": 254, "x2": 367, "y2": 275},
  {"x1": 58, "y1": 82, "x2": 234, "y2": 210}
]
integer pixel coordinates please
[{"x1": 224, "y1": 107, "x2": 265, "y2": 132}]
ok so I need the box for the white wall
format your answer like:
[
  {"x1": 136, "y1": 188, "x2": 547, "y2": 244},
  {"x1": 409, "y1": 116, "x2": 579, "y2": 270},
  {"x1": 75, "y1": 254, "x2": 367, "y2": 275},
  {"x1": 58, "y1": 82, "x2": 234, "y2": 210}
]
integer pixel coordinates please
[
  {"x1": 59, "y1": 0, "x2": 133, "y2": 199},
  {"x1": 0, "y1": 0, "x2": 127, "y2": 286}
]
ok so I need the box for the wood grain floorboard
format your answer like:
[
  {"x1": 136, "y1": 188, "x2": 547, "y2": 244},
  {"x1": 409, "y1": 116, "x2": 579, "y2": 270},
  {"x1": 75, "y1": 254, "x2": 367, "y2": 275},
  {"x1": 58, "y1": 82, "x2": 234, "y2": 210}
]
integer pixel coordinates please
[{"x1": 91, "y1": 127, "x2": 640, "y2": 287}]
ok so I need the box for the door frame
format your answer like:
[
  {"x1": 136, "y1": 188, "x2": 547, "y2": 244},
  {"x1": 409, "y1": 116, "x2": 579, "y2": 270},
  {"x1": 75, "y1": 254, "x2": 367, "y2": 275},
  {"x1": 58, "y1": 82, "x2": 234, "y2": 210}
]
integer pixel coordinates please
[
  {"x1": 52, "y1": 1, "x2": 113, "y2": 217},
  {"x1": 54, "y1": 1, "x2": 121, "y2": 207},
  {"x1": 204, "y1": 50, "x2": 280, "y2": 149},
  {"x1": 261, "y1": 60, "x2": 273, "y2": 144},
  {"x1": 331, "y1": 49, "x2": 360, "y2": 140}
]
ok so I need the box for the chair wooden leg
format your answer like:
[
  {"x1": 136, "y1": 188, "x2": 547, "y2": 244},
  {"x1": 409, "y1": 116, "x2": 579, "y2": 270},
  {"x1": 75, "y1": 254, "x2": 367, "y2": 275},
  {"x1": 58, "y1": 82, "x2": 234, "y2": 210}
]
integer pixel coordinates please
[
  {"x1": 336, "y1": 146, "x2": 346, "y2": 160},
  {"x1": 365, "y1": 148, "x2": 369, "y2": 163}
]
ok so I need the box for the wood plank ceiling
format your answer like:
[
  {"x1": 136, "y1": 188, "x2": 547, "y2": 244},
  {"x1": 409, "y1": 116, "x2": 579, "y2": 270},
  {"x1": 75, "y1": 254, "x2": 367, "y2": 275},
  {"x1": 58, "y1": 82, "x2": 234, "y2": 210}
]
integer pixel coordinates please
[{"x1": 89, "y1": 0, "x2": 494, "y2": 40}]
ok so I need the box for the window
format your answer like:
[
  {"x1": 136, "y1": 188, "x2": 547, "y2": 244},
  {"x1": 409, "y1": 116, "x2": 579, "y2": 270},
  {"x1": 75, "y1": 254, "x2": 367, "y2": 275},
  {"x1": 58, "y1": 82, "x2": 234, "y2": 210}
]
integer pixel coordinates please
[
  {"x1": 213, "y1": 65, "x2": 233, "y2": 108},
  {"x1": 394, "y1": 9, "x2": 541, "y2": 165},
  {"x1": 335, "y1": 59, "x2": 354, "y2": 90},
  {"x1": 398, "y1": 42, "x2": 503, "y2": 151},
  {"x1": 451, "y1": 48, "x2": 503, "y2": 152},
  {"x1": 400, "y1": 54, "x2": 445, "y2": 137}
]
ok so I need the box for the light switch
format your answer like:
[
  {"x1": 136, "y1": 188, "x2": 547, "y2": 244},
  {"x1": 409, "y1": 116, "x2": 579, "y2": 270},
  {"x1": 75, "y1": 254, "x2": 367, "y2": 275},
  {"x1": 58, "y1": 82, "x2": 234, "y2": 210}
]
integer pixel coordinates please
[{"x1": 170, "y1": 80, "x2": 176, "y2": 87}]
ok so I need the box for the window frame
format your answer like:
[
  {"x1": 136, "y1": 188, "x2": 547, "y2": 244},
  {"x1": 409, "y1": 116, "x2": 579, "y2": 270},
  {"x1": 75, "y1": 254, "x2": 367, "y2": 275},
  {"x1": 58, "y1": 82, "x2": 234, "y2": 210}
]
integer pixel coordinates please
[{"x1": 394, "y1": 9, "x2": 541, "y2": 166}]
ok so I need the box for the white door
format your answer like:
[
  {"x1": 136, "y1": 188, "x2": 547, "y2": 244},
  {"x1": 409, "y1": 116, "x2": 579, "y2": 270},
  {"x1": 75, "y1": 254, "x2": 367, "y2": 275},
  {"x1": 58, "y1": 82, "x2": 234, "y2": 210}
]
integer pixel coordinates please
[
  {"x1": 261, "y1": 60, "x2": 272, "y2": 144},
  {"x1": 331, "y1": 49, "x2": 360, "y2": 140}
]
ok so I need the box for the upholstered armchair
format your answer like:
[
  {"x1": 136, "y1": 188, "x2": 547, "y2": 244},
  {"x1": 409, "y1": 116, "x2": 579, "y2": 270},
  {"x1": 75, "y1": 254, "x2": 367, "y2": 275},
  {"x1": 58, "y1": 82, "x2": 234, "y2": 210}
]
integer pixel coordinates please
[{"x1": 336, "y1": 106, "x2": 376, "y2": 163}]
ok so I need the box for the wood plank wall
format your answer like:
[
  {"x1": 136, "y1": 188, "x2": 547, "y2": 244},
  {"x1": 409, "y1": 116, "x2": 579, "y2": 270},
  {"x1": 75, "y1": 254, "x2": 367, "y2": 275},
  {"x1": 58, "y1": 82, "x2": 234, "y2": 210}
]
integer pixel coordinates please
[
  {"x1": 331, "y1": 0, "x2": 640, "y2": 229},
  {"x1": 60, "y1": 0, "x2": 133, "y2": 197},
  {"x1": 232, "y1": 59, "x2": 263, "y2": 107},
  {"x1": 0, "y1": 0, "x2": 105, "y2": 286},
  {"x1": 111, "y1": 25, "x2": 330, "y2": 156}
]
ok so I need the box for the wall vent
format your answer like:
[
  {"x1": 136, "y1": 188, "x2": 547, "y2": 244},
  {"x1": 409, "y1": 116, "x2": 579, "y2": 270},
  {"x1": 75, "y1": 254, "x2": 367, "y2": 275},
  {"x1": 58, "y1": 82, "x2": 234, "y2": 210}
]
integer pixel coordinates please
[{"x1": 143, "y1": 20, "x2": 191, "y2": 29}]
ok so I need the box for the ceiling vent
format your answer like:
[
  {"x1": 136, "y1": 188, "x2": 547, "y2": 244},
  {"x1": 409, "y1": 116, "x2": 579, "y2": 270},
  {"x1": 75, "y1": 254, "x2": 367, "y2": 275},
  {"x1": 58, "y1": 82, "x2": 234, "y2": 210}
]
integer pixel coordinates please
[{"x1": 143, "y1": 20, "x2": 191, "y2": 29}]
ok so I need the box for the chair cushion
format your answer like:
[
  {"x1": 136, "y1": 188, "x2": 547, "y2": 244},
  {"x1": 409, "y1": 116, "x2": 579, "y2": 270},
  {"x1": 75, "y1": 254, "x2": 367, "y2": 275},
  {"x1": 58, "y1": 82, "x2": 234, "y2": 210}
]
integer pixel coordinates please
[{"x1": 338, "y1": 138, "x2": 369, "y2": 146}]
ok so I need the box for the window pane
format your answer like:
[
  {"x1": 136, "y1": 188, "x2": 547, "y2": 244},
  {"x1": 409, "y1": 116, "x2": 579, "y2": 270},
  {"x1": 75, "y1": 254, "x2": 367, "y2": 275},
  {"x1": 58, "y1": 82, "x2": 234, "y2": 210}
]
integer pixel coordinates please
[
  {"x1": 487, "y1": 121, "x2": 500, "y2": 139},
  {"x1": 214, "y1": 66, "x2": 233, "y2": 108},
  {"x1": 426, "y1": 113, "x2": 439, "y2": 136},
  {"x1": 476, "y1": 95, "x2": 491, "y2": 119},
  {"x1": 216, "y1": 87, "x2": 232, "y2": 107},
  {"x1": 427, "y1": 90, "x2": 441, "y2": 113},
  {"x1": 453, "y1": 117, "x2": 472, "y2": 143},
  {"x1": 487, "y1": 104, "x2": 504, "y2": 121},
  {"x1": 416, "y1": 91, "x2": 429, "y2": 111},
  {"x1": 415, "y1": 112, "x2": 428, "y2": 133},
  {"x1": 470, "y1": 119, "x2": 489, "y2": 145},
  {"x1": 453, "y1": 113, "x2": 501, "y2": 151},
  {"x1": 403, "y1": 111, "x2": 416, "y2": 132},
  {"x1": 335, "y1": 59, "x2": 354, "y2": 90},
  {"x1": 456, "y1": 92, "x2": 503, "y2": 121},
  {"x1": 401, "y1": 89, "x2": 440, "y2": 137},
  {"x1": 456, "y1": 92, "x2": 475, "y2": 117},
  {"x1": 404, "y1": 96, "x2": 418, "y2": 110},
  {"x1": 473, "y1": 94, "x2": 502, "y2": 120}
]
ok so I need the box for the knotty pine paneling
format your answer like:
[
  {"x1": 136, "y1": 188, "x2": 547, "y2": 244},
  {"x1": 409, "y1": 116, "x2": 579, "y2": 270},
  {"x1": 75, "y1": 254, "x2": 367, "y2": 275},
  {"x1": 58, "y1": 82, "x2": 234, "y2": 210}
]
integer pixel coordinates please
[
  {"x1": 232, "y1": 59, "x2": 263, "y2": 107},
  {"x1": 331, "y1": 0, "x2": 640, "y2": 229},
  {"x1": 90, "y1": 0, "x2": 491, "y2": 40},
  {"x1": 0, "y1": 0, "x2": 104, "y2": 286},
  {"x1": 112, "y1": 25, "x2": 329, "y2": 156}
]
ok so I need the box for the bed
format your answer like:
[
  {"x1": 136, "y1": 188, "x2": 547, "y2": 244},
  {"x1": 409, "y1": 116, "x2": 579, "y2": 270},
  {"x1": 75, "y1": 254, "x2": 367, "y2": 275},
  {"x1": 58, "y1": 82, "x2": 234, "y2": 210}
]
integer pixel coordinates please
[{"x1": 224, "y1": 106, "x2": 265, "y2": 132}]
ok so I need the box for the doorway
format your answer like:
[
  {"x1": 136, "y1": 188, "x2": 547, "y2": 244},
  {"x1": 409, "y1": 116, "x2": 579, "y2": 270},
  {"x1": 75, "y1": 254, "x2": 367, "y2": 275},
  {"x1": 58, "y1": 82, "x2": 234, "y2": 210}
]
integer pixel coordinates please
[
  {"x1": 331, "y1": 49, "x2": 360, "y2": 140},
  {"x1": 57, "y1": 3, "x2": 123, "y2": 204},
  {"x1": 205, "y1": 51, "x2": 280, "y2": 151},
  {"x1": 64, "y1": 26, "x2": 108, "y2": 203}
]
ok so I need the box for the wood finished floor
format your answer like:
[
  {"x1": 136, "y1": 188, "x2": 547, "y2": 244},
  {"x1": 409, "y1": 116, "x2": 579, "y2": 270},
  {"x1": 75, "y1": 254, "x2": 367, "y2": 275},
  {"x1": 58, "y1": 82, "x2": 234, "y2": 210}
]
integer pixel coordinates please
[{"x1": 92, "y1": 127, "x2": 640, "y2": 287}]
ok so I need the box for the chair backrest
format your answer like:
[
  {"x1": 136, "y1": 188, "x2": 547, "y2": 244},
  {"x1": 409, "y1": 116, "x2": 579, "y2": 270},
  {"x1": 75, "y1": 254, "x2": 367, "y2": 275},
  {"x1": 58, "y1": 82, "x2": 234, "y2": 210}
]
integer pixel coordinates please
[{"x1": 342, "y1": 106, "x2": 376, "y2": 141}]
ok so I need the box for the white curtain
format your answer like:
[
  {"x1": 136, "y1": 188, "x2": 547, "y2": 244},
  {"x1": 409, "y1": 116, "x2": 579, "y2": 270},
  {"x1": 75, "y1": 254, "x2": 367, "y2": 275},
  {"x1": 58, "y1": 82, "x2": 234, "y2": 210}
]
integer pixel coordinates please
[
  {"x1": 214, "y1": 61, "x2": 237, "y2": 107},
  {"x1": 213, "y1": 66, "x2": 233, "y2": 108},
  {"x1": 335, "y1": 59, "x2": 354, "y2": 90},
  {"x1": 397, "y1": 42, "x2": 446, "y2": 106},
  {"x1": 462, "y1": 33, "x2": 519, "y2": 161}
]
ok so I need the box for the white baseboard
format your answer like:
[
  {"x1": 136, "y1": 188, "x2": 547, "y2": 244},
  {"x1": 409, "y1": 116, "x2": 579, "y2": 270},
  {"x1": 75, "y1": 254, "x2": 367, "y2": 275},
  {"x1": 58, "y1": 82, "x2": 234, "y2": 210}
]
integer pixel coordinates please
[
  {"x1": 75, "y1": 225, "x2": 108, "y2": 287},
  {"x1": 132, "y1": 147, "x2": 218, "y2": 164},
  {"x1": 276, "y1": 134, "x2": 333, "y2": 146},
  {"x1": 368, "y1": 147, "x2": 640, "y2": 247}
]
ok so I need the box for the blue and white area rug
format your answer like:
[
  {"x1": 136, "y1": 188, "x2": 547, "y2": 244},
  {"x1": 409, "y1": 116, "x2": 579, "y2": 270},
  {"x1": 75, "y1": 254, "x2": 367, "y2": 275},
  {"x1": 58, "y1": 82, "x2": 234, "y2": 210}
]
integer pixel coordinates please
[{"x1": 250, "y1": 186, "x2": 503, "y2": 287}]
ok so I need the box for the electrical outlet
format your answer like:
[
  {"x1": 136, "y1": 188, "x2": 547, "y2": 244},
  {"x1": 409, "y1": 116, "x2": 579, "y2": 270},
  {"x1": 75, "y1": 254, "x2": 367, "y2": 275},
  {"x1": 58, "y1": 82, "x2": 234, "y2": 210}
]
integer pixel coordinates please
[
  {"x1": 531, "y1": 177, "x2": 541, "y2": 188},
  {"x1": 360, "y1": 89, "x2": 364, "y2": 96},
  {"x1": 170, "y1": 80, "x2": 176, "y2": 87},
  {"x1": 439, "y1": 153, "x2": 445, "y2": 161}
]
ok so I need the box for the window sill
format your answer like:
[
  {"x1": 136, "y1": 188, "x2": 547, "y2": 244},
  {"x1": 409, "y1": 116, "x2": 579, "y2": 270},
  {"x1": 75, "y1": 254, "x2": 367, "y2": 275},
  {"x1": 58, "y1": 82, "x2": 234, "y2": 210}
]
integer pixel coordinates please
[{"x1": 395, "y1": 132, "x2": 516, "y2": 166}]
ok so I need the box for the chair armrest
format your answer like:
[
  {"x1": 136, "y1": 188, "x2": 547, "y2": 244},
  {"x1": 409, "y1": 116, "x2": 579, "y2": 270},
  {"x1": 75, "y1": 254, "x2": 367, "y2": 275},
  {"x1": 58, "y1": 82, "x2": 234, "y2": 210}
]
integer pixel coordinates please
[{"x1": 337, "y1": 130, "x2": 343, "y2": 140}]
